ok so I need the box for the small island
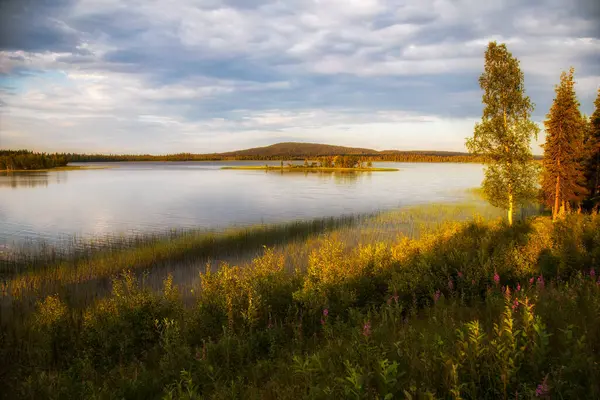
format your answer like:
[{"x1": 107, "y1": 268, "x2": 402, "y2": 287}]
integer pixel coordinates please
[{"x1": 221, "y1": 155, "x2": 399, "y2": 172}]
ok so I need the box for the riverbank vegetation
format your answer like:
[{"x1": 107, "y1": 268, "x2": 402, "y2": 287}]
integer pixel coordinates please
[{"x1": 1, "y1": 209, "x2": 599, "y2": 398}]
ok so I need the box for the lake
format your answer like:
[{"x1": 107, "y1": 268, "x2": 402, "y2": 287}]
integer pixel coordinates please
[{"x1": 0, "y1": 161, "x2": 484, "y2": 248}]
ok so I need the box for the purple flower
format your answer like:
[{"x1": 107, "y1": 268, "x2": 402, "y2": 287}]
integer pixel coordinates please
[
  {"x1": 433, "y1": 290, "x2": 441, "y2": 303},
  {"x1": 535, "y1": 377, "x2": 549, "y2": 397},
  {"x1": 516, "y1": 283, "x2": 521, "y2": 292},
  {"x1": 494, "y1": 271, "x2": 500, "y2": 285},
  {"x1": 512, "y1": 299, "x2": 519, "y2": 311},
  {"x1": 362, "y1": 321, "x2": 372, "y2": 337},
  {"x1": 529, "y1": 277, "x2": 535, "y2": 286},
  {"x1": 590, "y1": 268, "x2": 596, "y2": 278},
  {"x1": 323, "y1": 308, "x2": 329, "y2": 317}
]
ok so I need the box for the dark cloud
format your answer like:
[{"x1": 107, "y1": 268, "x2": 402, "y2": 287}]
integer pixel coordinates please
[{"x1": 0, "y1": 0, "x2": 82, "y2": 52}]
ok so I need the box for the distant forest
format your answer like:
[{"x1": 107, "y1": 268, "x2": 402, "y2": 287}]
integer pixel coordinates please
[
  {"x1": 0, "y1": 150, "x2": 68, "y2": 171},
  {"x1": 2, "y1": 142, "x2": 526, "y2": 170}
]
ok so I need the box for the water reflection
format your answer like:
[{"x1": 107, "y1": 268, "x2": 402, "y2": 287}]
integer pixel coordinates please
[
  {"x1": 0, "y1": 171, "x2": 68, "y2": 188},
  {"x1": 0, "y1": 162, "x2": 484, "y2": 247}
]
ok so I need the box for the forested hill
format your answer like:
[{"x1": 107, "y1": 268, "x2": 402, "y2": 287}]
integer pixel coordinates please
[
  {"x1": 220, "y1": 142, "x2": 377, "y2": 157},
  {"x1": 3, "y1": 143, "x2": 513, "y2": 165},
  {"x1": 64, "y1": 142, "x2": 487, "y2": 163}
]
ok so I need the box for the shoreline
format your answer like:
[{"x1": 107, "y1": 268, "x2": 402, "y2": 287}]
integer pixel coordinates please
[{"x1": 1, "y1": 165, "x2": 114, "y2": 172}]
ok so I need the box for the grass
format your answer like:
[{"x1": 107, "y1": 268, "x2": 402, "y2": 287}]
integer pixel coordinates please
[
  {"x1": 220, "y1": 166, "x2": 399, "y2": 172},
  {"x1": 0, "y1": 209, "x2": 599, "y2": 399},
  {"x1": 2, "y1": 189, "x2": 598, "y2": 399}
]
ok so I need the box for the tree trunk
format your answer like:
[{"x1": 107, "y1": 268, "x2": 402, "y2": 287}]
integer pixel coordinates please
[
  {"x1": 553, "y1": 175, "x2": 560, "y2": 221},
  {"x1": 508, "y1": 191, "x2": 514, "y2": 226}
]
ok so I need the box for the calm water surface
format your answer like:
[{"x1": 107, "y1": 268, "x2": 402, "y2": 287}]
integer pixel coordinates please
[{"x1": 0, "y1": 161, "x2": 484, "y2": 247}]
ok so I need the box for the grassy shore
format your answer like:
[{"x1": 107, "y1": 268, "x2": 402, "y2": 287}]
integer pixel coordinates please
[
  {"x1": 221, "y1": 166, "x2": 399, "y2": 172},
  {"x1": 1, "y1": 205, "x2": 599, "y2": 398}
]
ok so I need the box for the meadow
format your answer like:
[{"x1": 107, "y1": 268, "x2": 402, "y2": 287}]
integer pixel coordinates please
[{"x1": 2, "y1": 192, "x2": 599, "y2": 399}]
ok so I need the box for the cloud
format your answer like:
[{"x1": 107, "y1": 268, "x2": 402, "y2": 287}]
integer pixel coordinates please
[{"x1": 0, "y1": 0, "x2": 599, "y2": 153}]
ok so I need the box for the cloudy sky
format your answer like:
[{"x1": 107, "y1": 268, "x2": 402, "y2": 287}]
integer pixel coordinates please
[{"x1": 1, "y1": 0, "x2": 599, "y2": 154}]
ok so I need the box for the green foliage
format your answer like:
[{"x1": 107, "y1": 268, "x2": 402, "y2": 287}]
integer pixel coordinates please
[
  {"x1": 541, "y1": 68, "x2": 587, "y2": 216},
  {"x1": 466, "y1": 42, "x2": 539, "y2": 224},
  {"x1": 3, "y1": 212, "x2": 600, "y2": 399},
  {"x1": 584, "y1": 89, "x2": 600, "y2": 204},
  {"x1": 0, "y1": 150, "x2": 69, "y2": 170}
]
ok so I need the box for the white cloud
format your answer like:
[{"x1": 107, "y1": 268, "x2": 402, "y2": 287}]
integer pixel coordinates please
[{"x1": 1, "y1": 0, "x2": 599, "y2": 152}]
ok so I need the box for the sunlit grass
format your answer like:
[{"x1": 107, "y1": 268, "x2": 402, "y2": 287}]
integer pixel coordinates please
[{"x1": 1, "y1": 207, "x2": 599, "y2": 399}]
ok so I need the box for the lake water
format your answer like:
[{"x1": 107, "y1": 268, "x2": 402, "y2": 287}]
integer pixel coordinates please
[{"x1": 0, "y1": 161, "x2": 484, "y2": 248}]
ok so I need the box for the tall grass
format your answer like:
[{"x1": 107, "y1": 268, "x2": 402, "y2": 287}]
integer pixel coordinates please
[{"x1": 1, "y1": 208, "x2": 599, "y2": 399}]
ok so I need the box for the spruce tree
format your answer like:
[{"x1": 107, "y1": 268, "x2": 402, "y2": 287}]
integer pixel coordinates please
[
  {"x1": 585, "y1": 89, "x2": 600, "y2": 203},
  {"x1": 466, "y1": 42, "x2": 539, "y2": 226},
  {"x1": 541, "y1": 68, "x2": 587, "y2": 219}
]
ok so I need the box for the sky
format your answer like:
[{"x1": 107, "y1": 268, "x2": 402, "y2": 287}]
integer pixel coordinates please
[{"x1": 0, "y1": 0, "x2": 599, "y2": 154}]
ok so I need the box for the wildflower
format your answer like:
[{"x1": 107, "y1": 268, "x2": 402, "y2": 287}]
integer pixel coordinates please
[
  {"x1": 590, "y1": 268, "x2": 596, "y2": 279},
  {"x1": 320, "y1": 318, "x2": 326, "y2": 326},
  {"x1": 471, "y1": 279, "x2": 476, "y2": 285},
  {"x1": 457, "y1": 271, "x2": 464, "y2": 279},
  {"x1": 512, "y1": 299, "x2": 519, "y2": 311},
  {"x1": 433, "y1": 290, "x2": 441, "y2": 303},
  {"x1": 516, "y1": 283, "x2": 521, "y2": 292},
  {"x1": 537, "y1": 275, "x2": 545, "y2": 290},
  {"x1": 362, "y1": 321, "x2": 372, "y2": 337},
  {"x1": 448, "y1": 279, "x2": 454, "y2": 291},
  {"x1": 323, "y1": 308, "x2": 329, "y2": 317},
  {"x1": 535, "y1": 376, "x2": 549, "y2": 397},
  {"x1": 529, "y1": 277, "x2": 535, "y2": 286},
  {"x1": 494, "y1": 270, "x2": 500, "y2": 285}
]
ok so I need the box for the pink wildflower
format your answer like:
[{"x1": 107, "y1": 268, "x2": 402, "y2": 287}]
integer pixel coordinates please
[
  {"x1": 494, "y1": 270, "x2": 500, "y2": 285},
  {"x1": 448, "y1": 279, "x2": 454, "y2": 291},
  {"x1": 362, "y1": 321, "x2": 372, "y2": 337},
  {"x1": 320, "y1": 318, "x2": 326, "y2": 326},
  {"x1": 457, "y1": 271, "x2": 464, "y2": 279},
  {"x1": 535, "y1": 376, "x2": 549, "y2": 397},
  {"x1": 529, "y1": 277, "x2": 535, "y2": 286},
  {"x1": 323, "y1": 308, "x2": 329, "y2": 317},
  {"x1": 433, "y1": 290, "x2": 441, "y2": 303},
  {"x1": 537, "y1": 275, "x2": 545, "y2": 290},
  {"x1": 516, "y1": 283, "x2": 521, "y2": 292},
  {"x1": 512, "y1": 299, "x2": 519, "y2": 311},
  {"x1": 590, "y1": 268, "x2": 596, "y2": 279}
]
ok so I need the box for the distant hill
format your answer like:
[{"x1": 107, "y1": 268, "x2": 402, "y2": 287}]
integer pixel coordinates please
[
  {"x1": 220, "y1": 142, "x2": 378, "y2": 157},
  {"x1": 55, "y1": 142, "x2": 491, "y2": 163}
]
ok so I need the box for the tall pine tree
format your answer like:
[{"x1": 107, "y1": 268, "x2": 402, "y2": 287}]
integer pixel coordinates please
[
  {"x1": 584, "y1": 88, "x2": 600, "y2": 204},
  {"x1": 541, "y1": 68, "x2": 587, "y2": 219},
  {"x1": 466, "y1": 42, "x2": 539, "y2": 226}
]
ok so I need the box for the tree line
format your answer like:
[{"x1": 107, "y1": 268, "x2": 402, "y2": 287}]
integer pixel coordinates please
[
  {"x1": 467, "y1": 41, "x2": 600, "y2": 225},
  {"x1": 0, "y1": 150, "x2": 69, "y2": 171}
]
